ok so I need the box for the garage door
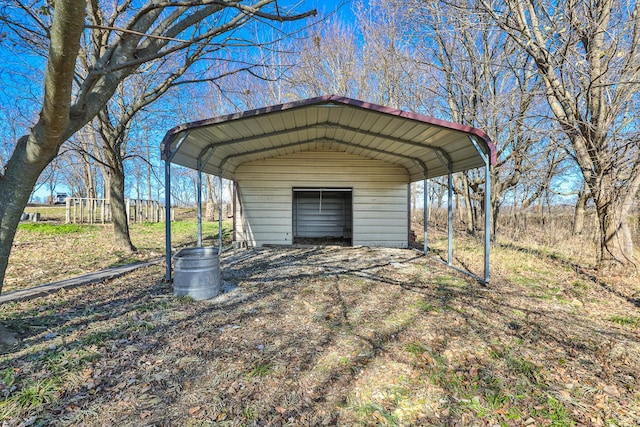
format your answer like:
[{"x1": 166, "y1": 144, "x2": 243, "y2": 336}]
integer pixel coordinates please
[{"x1": 293, "y1": 188, "x2": 352, "y2": 241}]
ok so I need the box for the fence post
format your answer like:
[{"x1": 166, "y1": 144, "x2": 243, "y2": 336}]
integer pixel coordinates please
[{"x1": 65, "y1": 198, "x2": 71, "y2": 224}]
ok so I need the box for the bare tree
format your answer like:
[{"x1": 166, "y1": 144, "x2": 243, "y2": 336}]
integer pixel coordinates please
[
  {"x1": 355, "y1": 0, "x2": 420, "y2": 109},
  {"x1": 205, "y1": 174, "x2": 219, "y2": 221},
  {"x1": 0, "y1": 0, "x2": 315, "y2": 291},
  {"x1": 407, "y1": 0, "x2": 565, "y2": 240},
  {"x1": 288, "y1": 0, "x2": 424, "y2": 108},
  {"x1": 478, "y1": 0, "x2": 640, "y2": 270},
  {"x1": 68, "y1": 127, "x2": 101, "y2": 199},
  {"x1": 288, "y1": 19, "x2": 363, "y2": 98}
]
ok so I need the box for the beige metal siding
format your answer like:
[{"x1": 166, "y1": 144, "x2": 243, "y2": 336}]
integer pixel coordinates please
[{"x1": 234, "y1": 150, "x2": 409, "y2": 247}]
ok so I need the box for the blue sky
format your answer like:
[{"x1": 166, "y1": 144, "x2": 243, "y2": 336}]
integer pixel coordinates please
[
  {"x1": 1, "y1": 0, "x2": 359, "y2": 201},
  {"x1": 310, "y1": 0, "x2": 357, "y2": 22}
]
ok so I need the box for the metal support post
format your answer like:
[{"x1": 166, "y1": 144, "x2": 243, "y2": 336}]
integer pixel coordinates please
[
  {"x1": 218, "y1": 175, "x2": 223, "y2": 254},
  {"x1": 196, "y1": 161, "x2": 203, "y2": 247},
  {"x1": 164, "y1": 161, "x2": 172, "y2": 281},
  {"x1": 468, "y1": 135, "x2": 492, "y2": 285},
  {"x1": 448, "y1": 170, "x2": 453, "y2": 265},
  {"x1": 423, "y1": 178, "x2": 428, "y2": 254},
  {"x1": 484, "y1": 161, "x2": 491, "y2": 284}
]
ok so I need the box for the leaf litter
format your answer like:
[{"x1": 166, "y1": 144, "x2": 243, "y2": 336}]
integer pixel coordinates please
[{"x1": 1, "y1": 245, "x2": 639, "y2": 426}]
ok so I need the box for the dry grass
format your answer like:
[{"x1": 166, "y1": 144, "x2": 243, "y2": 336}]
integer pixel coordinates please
[
  {"x1": 1, "y1": 227, "x2": 639, "y2": 426},
  {"x1": 5, "y1": 207, "x2": 230, "y2": 293}
]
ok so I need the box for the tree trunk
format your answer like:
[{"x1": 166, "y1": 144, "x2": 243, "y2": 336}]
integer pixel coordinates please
[
  {"x1": 103, "y1": 171, "x2": 111, "y2": 201},
  {"x1": 461, "y1": 175, "x2": 475, "y2": 235},
  {"x1": 83, "y1": 154, "x2": 96, "y2": 199},
  {"x1": 594, "y1": 177, "x2": 638, "y2": 270},
  {"x1": 537, "y1": 196, "x2": 545, "y2": 227},
  {"x1": 572, "y1": 189, "x2": 587, "y2": 235},
  {"x1": 205, "y1": 201, "x2": 216, "y2": 221},
  {"x1": 146, "y1": 143, "x2": 152, "y2": 200},
  {"x1": 102, "y1": 136, "x2": 136, "y2": 252},
  {"x1": 411, "y1": 182, "x2": 417, "y2": 213},
  {"x1": 109, "y1": 162, "x2": 136, "y2": 252},
  {"x1": 205, "y1": 175, "x2": 217, "y2": 221},
  {"x1": 0, "y1": 135, "x2": 56, "y2": 292},
  {"x1": 227, "y1": 179, "x2": 234, "y2": 217},
  {"x1": 491, "y1": 203, "x2": 500, "y2": 243},
  {"x1": 0, "y1": 0, "x2": 86, "y2": 291}
]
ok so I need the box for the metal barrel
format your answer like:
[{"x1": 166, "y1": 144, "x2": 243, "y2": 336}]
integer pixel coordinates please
[{"x1": 173, "y1": 247, "x2": 221, "y2": 300}]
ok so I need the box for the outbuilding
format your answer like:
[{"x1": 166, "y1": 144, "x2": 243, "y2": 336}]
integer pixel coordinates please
[{"x1": 161, "y1": 95, "x2": 496, "y2": 282}]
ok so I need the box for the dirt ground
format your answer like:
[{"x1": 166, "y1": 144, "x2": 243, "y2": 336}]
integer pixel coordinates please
[{"x1": 1, "y1": 245, "x2": 639, "y2": 426}]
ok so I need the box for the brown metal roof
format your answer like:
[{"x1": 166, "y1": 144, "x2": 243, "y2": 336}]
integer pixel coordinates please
[{"x1": 160, "y1": 95, "x2": 496, "y2": 181}]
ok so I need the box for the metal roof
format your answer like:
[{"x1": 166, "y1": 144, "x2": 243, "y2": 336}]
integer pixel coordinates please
[{"x1": 160, "y1": 95, "x2": 496, "y2": 182}]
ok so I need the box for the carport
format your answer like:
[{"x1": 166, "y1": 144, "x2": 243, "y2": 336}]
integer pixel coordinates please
[{"x1": 160, "y1": 95, "x2": 496, "y2": 283}]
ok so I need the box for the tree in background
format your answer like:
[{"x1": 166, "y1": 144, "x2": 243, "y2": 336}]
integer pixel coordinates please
[
  {"x1": 0, "y1": 0, "x2": 315, "y2": 291},
  {"x1": 478, "y1": 0, "x2": 640, "y2": 270},
  {"x1": 289, "y1": 19, "x2": 363, "y2": 99},
  {"x1": 406, "y1": 0, "x2": 565, "y2": 239}
]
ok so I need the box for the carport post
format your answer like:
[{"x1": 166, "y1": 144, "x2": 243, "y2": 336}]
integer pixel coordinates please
[
  {"x1": 218, "y1": 175, "x2": 223, "y2": 253},
  {"x1": 196, "y1": 159, "x2": 203, "y2": 247},
  {"x1": 484, "y1": 160, "x2": 491, "y2": 284},
  {"x1": 469, "y1": 136, "x2": 491, "y2": 285},
  {"x1": 448, "y1": 170, "x2": 453, "y2": 266},
  {"x1": 164, "y1": 160, "x2": 172, "y2": 281},
  {"x1": 423, "y1": 178, "x2": 428, "y2": 254},
  {"x1": 163, "y1": 131, "x2": 190, "y2": 281}
]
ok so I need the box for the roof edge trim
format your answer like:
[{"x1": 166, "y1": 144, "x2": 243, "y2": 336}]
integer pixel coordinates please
[{"x1": 160, "y1": 95, "x2": 497, "y2": 166}]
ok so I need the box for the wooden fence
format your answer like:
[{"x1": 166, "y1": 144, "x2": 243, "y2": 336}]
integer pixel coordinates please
[{"x1": 65, "y1": 198, "x2": 167, "y2": 224}]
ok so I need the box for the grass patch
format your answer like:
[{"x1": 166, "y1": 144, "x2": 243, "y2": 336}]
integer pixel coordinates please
[
  {"x1": 247, "y1": 363, "x2": 272, "y2": 378},
  {"x1": 506, "y1": 356, "x2": 542, "y2": 383},
  {"x1": 108, "y1": 252, "x2": 146, "y2": 267},
  {"x1": 405, "y1": 343, "x2": 428, "y2": 356},
  {"x1": 532, "y1": 396, "x2": 574, "y2": 426},
  {"x1": 436, "y1": 275, "x2": 463, "y2": 287},
  {"x1": 608, "y1": 315, "x2": 640, "y2": 327},
  {"x1": 17, "y1": 223, "x2": 96, "y2": 235},
  {"x1": 353, "y1": 402, "x2": 399, "y2": 425},
  {"x1": 2, "y1": 368, "x2": 16, "y2": 388},
  {"x1": 12, "y1": 378, "x2": 61, "y2": 410},
  {"x1": 175, "y1": 295, "x2": 195, "y2": 304},
  {"x1": 78, "y1": 330, "x2": 120, "y2": 346}
]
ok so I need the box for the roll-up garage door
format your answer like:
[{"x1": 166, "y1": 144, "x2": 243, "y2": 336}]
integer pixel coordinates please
[{"x1": 293, "y1": 188, "x2": 353, "y2": 241}]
